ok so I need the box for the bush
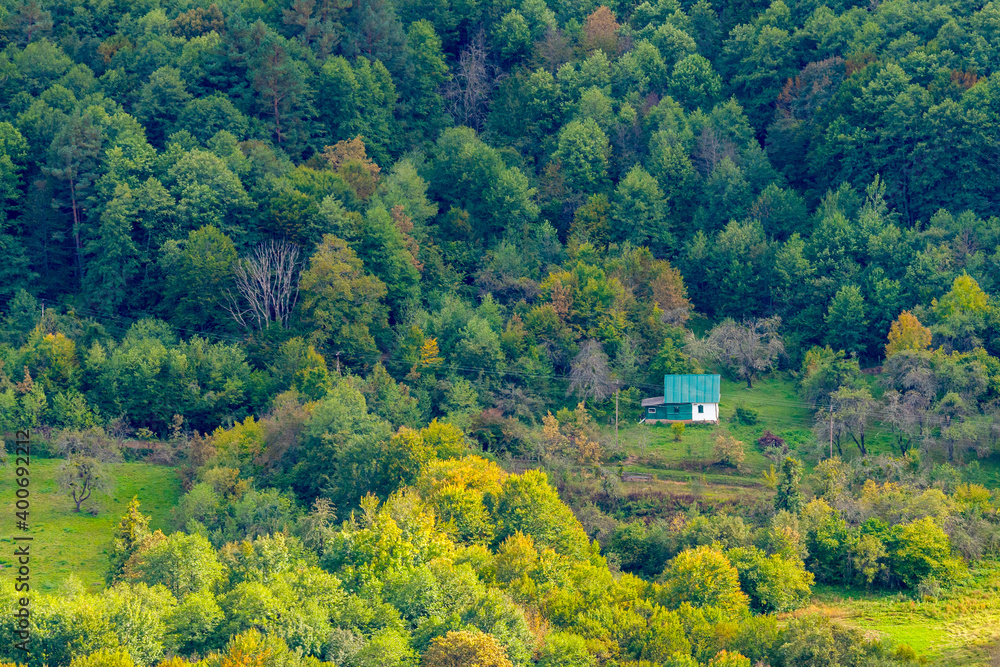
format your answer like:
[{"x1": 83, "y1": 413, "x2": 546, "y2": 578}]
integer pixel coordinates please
[
  {"x1": 757, "y1": 430, "x2": 788, "y2": 462},
  {"x1": 671, "y1": 422, "x2": 685, "y2": 441},
  {"x1": 756, "y1": 430, "x2": 785, "y2": 450},
  {"x1": 732, "y1": 404, "x2": 758, "y2": 426},
  {"x1": 713, "y1": 432, "x2": 746, "y2": 470},
  {"x1": 916, "y1": 576, "x2": 941, "y2": 600}
]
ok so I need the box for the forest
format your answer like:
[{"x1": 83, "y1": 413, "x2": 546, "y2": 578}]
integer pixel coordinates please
[{"x1": 0, "y1": 0, "x2": 1000, "y2": 662}]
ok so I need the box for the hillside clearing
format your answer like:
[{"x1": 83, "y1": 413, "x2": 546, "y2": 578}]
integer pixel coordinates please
[{"x1": 0, "y1": 458, "x2": 182, "y2": 593}]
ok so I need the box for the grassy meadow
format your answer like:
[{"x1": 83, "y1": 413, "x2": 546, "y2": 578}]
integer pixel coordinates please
[
  {"x1": 809, "y1": 562, "x2": 1000, "y2": 665},
  {"x1": 0, "y1": 457, "x2": 182, "y2": 593}
]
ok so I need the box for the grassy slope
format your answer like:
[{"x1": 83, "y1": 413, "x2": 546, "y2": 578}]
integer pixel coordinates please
[
  {"x1": 0, "y1": 458, "x2": 182, "y2": 593},
  {"x1": 611, "y1": 373, "x2": 1000, "y2": 665},
  {"x1": 810, "y1": 562, "x2": 1000, "y2": 666},
  {"x1": 610, "y1": 374, "x2": 813, "y2": 497}
]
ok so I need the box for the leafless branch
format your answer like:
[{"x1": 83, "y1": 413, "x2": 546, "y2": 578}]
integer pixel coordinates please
[
  {"x1": 226, "y1": 240, "x2": 302, "y2": 330},
  {"x1": 444, "y1": 30, "x2": 498, "y2": 131}
]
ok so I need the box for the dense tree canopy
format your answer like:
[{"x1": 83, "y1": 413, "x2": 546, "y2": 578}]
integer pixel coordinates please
[{"x1": 3, "y1": 0, "x2": 1000, "y2": 664}]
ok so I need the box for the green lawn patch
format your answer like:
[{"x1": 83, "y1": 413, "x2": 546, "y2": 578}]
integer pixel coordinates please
[
  {"x1": 0, "y1": 458, "x2": 182, "y2": 593},
  {"x1": 811, "y1": 563, "x2": 1000, "y2": 666}
]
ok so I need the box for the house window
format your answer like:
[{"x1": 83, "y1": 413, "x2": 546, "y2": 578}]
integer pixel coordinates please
[
  {"x1": 698, "y1": 405, "x2": 704, "y2": 414},
  {"x1": 648, "y1": 408, "x2": 655, "y2": 414},
  {"x1": 673, "y1": 406, "x2": 680, "y2": 414}
]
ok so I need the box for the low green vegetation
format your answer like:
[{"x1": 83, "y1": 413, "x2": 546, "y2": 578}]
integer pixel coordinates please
[{"x1": 814, "y1": 562, "x2": 1000, "y2": 665}]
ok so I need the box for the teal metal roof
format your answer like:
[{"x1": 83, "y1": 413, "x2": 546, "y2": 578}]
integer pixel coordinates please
[{"x1": 663, "y1": 374, "x2": 720, "y2": 403}]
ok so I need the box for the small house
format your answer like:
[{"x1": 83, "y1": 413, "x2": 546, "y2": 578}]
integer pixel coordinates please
[{"x1": 641, "y1": 374, "x2": 720, "y2": 423}]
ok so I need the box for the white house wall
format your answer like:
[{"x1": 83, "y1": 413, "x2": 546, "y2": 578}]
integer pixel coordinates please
[{"x1": 692, "y1": 404, "x2": 719, "y2": 422}]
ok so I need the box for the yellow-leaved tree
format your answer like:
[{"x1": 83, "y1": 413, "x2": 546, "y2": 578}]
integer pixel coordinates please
[
  {"x1": 658, "y1": 545, "x2": 749, "y2": 613},
  {"x1": 421, "y1": 630, "x2": 513, "y2": 667},
  {"x1": 884, "y1": 310, "x2": 931, "y2": 358}
]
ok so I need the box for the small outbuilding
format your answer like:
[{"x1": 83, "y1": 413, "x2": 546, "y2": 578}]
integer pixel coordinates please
[{"x1": 641, "y1": 374, "x2": 720, "y2": 423}]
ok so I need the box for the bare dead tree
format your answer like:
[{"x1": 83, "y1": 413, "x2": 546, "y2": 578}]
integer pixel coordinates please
[
  {"x1": 568, "y1": 339, "x2": 615, "y2": 406},
  {"x1": 444, "y1": 30, "x2": 497, "y2": 131},
  {"x1": 705, "y1": 316, "x2": 785, "y2": 389},
  {"x1": 226, "y1": 240, "x2": 301, "y2": 330},
  {"x1": 694, "y1": 125, "x2": 738, "y2": 176}
]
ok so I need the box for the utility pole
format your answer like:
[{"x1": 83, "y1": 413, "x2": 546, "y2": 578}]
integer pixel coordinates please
[
  {"x1": 615, "y1": 382, "x2": 620, "y2": 450},
  {"x1": 829, "y1": 403, "x2": 834, "y2": 459}
]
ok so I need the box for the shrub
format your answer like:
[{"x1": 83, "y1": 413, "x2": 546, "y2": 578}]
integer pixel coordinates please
[
  {"x1": 733, "y1": 404, "x2": 758, "y2": 426},
  {"x1": 713, "y1": 432, "x2": 746, "y2": 470},
  {"x1": 757, "y1": 430, "x2": 788, "y2": 462},
  {"x1": 671, "y1": 422, "x2": 685, "y2": 442},
  {"x1": 756, "y1": 430, "x2": 785, "y2": 450}
]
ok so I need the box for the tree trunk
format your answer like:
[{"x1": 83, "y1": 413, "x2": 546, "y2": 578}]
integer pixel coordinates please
[
  {"x1": 73, "y1": 483, "x2": 92, "y2": 512},
  {"x1": 273, "y1": 95, "x2": 283, "y2": 144},
  {"x1": 70, "y1": 177, "x2": 84, "y2": 290}
]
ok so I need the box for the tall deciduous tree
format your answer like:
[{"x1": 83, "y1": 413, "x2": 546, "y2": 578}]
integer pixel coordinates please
[
  {"x1": 84, "y1": 183, "x2": 142, "y2": 316},
  {"x1": 492, "y1": 469, "x2": 591, "y2": 558},
  {"x1": 46, "y1": 111, "x2": 102, "y2": 290},
  {"x1": 658, "y1": 545, "x2": 749, "y2": 613},
  {"x1": 610, "y1": 165, "x2": 670, "y2": 253},
  {"x1": 825, "y1": 285, "x2": 869, "y2": 357},
  {"x1": 554, "y1": 118, "x2": 610, "y2": 194},
  {"x1": 134, "y1": 67, "x2": 192, "y2": 147},
  {"x1": 582, "y1": 6, "x2": 619, "y2": 55},
  {"x1": 885, "y1": 310, "x2": 932, "y2": 358},
  {"x1": 298, "y1": 234, "x2": 388, "y2": 361},
  {"x1": 159, "y1": 225, "x2": 239, "y2": 333},
  {"x1": 422, "y1": 631, "x2": 514, "y2": 667},
  {"x1": 401, "y1": 20, "x2": 450, "y2": 143},
  {"x1": 318, "y1": 56, "x2": 399, "y2": 165},
  {"x1": 705, "y1": 316, "x2": 784, "y2": 388}
]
